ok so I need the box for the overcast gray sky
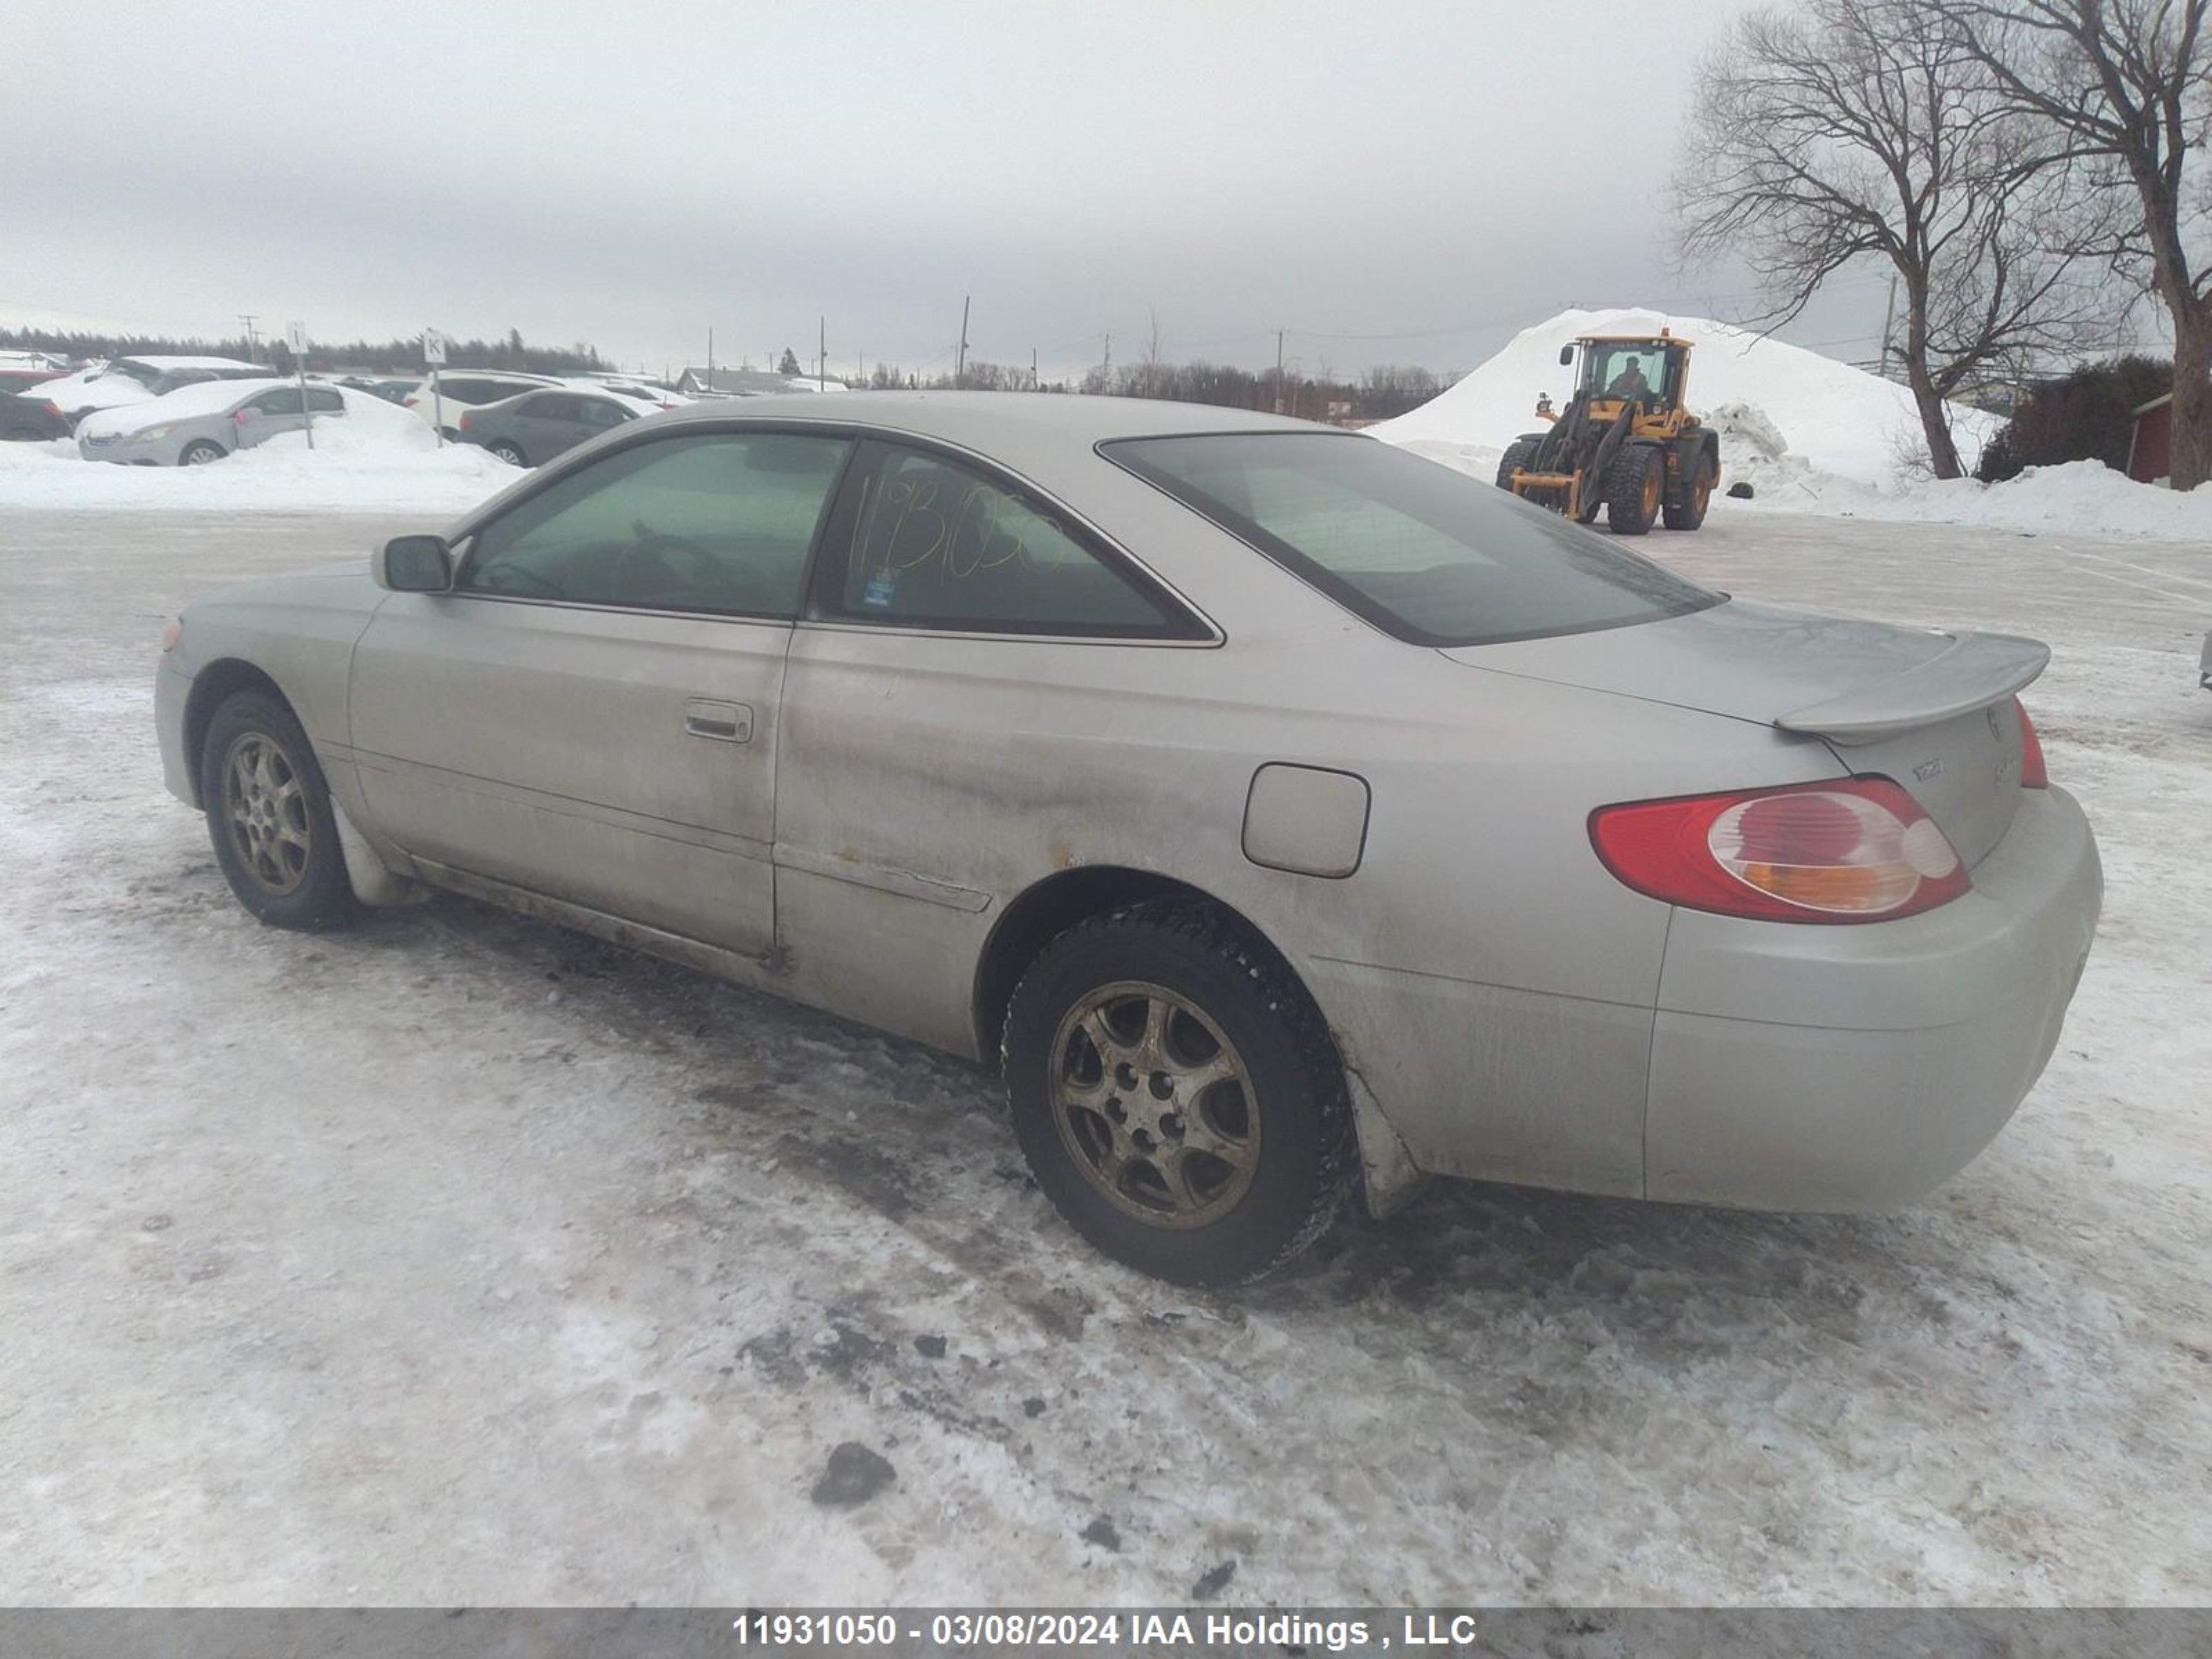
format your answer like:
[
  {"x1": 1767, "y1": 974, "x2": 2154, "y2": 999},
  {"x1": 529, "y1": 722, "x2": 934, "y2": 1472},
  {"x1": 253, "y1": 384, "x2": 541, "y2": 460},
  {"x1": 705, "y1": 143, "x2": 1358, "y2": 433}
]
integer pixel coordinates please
[{"x1": 7, "y1": 0, "x2": 1893, "y2": 379}]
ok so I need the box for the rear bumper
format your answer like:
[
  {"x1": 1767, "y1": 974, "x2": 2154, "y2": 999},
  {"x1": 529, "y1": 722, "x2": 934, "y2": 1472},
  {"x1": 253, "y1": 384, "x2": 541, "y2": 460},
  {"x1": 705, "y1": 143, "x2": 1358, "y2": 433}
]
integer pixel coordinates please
[{"x1": 1644, "y1": 785, "x2": 2102, "y2": 1209}]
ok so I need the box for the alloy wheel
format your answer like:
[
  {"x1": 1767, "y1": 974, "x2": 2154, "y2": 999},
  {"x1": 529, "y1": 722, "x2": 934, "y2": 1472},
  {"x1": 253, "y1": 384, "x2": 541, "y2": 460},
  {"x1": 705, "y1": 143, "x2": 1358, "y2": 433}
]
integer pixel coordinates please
[
  {"x1": 1049, "y1": 981, "x2": 1259, "y2": 1228},
  {"x1": 221, "y1": 731, "x2": 312, "y2": 895}
]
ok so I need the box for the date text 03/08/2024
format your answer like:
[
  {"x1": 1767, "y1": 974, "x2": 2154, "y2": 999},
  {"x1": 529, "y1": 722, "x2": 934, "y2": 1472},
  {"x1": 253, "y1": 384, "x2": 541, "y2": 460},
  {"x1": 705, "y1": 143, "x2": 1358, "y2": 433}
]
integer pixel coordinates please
[{"x1": 728, "y1": 1611, "x2": 1483, "y2": 1651}]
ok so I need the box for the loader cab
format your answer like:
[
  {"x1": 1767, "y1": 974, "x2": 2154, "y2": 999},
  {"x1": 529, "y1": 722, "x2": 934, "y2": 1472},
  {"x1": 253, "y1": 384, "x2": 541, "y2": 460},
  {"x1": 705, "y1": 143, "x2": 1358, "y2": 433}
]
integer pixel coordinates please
[{"x1": 1573, "y1": 336, "x2": 1688, "y2": 413}]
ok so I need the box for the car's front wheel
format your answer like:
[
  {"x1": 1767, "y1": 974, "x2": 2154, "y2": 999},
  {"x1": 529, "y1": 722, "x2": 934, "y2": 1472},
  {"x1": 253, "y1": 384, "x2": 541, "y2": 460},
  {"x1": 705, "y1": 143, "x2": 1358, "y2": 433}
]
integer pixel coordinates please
[
  {"x1": 1002, "y1": 901, "x2": 1355, "y2": 1285},
  {"x1": 179, "y1": 440, "x2": 227, "y2": 466},
  {"x1": 198, "y1": 690, "x2": 355, "y2": 928}
]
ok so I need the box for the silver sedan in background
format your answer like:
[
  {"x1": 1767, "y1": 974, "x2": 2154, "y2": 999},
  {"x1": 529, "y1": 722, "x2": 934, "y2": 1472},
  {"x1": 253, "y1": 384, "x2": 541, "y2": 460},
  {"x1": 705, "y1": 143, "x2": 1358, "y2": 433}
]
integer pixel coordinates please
[
  {"x1": 78, "y1": 379, "x2": 346, "y2": 466},
  {"x1": 455, "y1": 386, "x2": 646, "y2": 467},
  {"x1": 151, "y1": 394, "x2": 2101, "y2": 1285}
]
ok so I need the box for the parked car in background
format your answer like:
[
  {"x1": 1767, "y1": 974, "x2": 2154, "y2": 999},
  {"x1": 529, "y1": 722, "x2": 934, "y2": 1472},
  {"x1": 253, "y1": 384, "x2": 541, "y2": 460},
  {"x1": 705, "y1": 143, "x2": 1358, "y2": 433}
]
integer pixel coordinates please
[
  {"x1": 582, "y1": 377, "x2": 691, "y2": 411},
  {"x1": 77, "y1": 379, "x2": 346, "y2": 465},
  {"x1": 152, "y1": 393, "x2": 2101, "y2": 1286},
  {"x1": 456, "y1": 386, "x2": 647, "y2": 465},
  {"x1": 40, "y1": 356, "x2": 268, "y2": 427},
  {"x1": 398, "y1": 371, "x2": 561, "y2": 436},
  {"x1": 0, "y1": 390, "x2": 70, "y2": 442},
  {"x1": 0, "y1": 362, "x2": 68, "y2": 398}
]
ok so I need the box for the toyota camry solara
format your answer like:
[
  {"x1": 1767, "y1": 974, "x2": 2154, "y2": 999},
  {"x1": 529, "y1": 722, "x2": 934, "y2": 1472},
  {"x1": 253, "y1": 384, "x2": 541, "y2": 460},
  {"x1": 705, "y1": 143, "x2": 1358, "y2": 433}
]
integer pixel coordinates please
[{"x1": 155, "y1": 393, "x2": 2102, "y2": 1284}]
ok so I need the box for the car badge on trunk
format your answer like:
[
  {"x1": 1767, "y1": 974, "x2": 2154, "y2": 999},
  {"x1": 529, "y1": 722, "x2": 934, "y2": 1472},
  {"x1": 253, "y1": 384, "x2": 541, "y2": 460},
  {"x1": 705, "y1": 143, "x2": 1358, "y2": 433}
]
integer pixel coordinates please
[{"x1": 1914, "y1": 758, "x2": 1946, "y2": 782}]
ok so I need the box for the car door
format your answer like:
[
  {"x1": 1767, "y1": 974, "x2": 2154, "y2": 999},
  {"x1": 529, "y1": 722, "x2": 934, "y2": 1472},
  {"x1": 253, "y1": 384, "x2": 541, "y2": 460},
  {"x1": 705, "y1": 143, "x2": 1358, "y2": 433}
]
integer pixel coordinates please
[
  {"x1": 561, "y1": 395, "x2": 635, "y2": 458},
  {"x1": 235, "y1": 386, "x2": 308, "y2": 449},
  {"x1": 509, "y1": 392, "x2": 578, "y2": 456},
  {"x1": 348, "y1": 426, "x2": 854, "y2": 961},
  {"x1": 774, "y1": 438, "x2": 1215, "y2": 1051}
]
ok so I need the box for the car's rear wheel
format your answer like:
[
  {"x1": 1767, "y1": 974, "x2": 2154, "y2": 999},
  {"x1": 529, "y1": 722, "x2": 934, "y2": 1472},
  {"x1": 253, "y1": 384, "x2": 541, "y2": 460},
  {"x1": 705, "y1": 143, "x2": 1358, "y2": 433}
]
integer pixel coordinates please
[
  {"x1": 489, "y1": 440, "x2": 526, "y2": 467},
  {"x1": 1002, "y1": 901, "x2": 1354, "y2": 1286},
  {"x1": 198, "y1": 690, "x2": 355, "y2": 929},
  {"x1": 179, "y1": 440, "x2": 227, "y2": 466}
]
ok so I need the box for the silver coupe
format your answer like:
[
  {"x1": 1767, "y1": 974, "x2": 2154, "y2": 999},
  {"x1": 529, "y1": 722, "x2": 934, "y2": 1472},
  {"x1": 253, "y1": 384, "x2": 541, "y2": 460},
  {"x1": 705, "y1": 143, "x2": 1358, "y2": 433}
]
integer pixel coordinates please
[{"x1": 154, "y1": 394, "x2": 2103, "y2": 1284}]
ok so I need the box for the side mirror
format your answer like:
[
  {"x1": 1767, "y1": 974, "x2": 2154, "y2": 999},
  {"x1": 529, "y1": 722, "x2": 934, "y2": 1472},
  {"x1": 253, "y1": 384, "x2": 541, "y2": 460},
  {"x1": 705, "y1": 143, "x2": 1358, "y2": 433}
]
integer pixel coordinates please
[
  {"x1": 375, "y1": 534, "x2": 453, "y2": 592},
  {"x1": 1558, "y1": 345, "x2": 1574, "y2": 366}
]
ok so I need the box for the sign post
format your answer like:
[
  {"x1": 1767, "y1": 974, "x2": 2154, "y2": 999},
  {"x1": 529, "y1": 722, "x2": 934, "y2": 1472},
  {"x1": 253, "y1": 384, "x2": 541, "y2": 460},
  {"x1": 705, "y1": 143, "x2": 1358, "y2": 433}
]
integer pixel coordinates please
[
  {"x1": 288, "y1": 320, "x2": 314, "y2": 450},
  {"x1": 423, "y1": 328, "x2": 449, "y2": 445}
]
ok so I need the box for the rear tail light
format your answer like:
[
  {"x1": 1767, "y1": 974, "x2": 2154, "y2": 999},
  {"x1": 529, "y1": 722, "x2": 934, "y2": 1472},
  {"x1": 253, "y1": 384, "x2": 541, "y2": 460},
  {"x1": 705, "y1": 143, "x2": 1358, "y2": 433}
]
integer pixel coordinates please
[
  {"x1": 42, "y1": 400, "x2": 62, "y2": 420},
  {"x1": 402, "y1": 394, "x2": 418, "y2": 407},
  {"x1": 1590, "y1": 778, "x2": 1969, "y2": 923},
  {"x1": 458, "y1": 410, "x2": 474, "y2": 431},
  {"x1": 2015, "y1": 698, "x2": 2047, "y2": 788}
]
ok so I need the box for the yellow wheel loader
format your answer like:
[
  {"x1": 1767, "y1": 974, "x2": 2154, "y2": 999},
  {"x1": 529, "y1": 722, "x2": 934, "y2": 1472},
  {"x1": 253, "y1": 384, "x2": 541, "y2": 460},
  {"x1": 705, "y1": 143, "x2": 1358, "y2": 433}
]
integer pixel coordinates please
[{"x1": 1495, "y1": 330, "x2": 1721, "y2": 535}]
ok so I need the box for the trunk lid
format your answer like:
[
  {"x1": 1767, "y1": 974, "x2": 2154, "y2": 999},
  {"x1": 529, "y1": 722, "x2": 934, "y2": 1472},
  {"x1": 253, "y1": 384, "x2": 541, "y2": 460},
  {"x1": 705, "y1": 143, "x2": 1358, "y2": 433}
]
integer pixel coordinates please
[{"x1": 1441, "y1": 597, "x2": 2047, "y2": 865}]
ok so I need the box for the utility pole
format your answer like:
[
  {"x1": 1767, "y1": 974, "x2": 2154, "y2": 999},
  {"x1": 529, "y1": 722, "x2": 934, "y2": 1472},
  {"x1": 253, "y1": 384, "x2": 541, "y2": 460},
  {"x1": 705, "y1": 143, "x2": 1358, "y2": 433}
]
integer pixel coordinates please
[
  {"x1": 1031, "y1": 346, "x2": 1038, "y2": 391},
  {"x1": 1102, "y1": 332, "x2": 1112, "y2": 381},
  {"x1": 1274, "y1": 329, "x2": 1286, "y2": 415},
  {"x1": 955, "y1": 295, "x2": 971, "y2": 389},
  {"x1": 1878, "y1": 272, "x2": 1898, "y2": 380},
  {"x1": 238, "y1": 314, "x2": 260, "y2": 363},
  {"x1": 818, "y1": 316, "x2": 826, "y2": 389},
  {"x1": 707, "y1": 326, "x2": 715, "y2": 387}
]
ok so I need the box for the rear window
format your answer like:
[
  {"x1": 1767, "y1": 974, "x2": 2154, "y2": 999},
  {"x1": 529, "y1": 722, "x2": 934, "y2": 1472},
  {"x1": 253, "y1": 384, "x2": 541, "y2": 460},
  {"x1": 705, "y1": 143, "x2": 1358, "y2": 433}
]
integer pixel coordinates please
[{"x1": 1105, "y1": 432, "x2": 1719, "y2": 648}]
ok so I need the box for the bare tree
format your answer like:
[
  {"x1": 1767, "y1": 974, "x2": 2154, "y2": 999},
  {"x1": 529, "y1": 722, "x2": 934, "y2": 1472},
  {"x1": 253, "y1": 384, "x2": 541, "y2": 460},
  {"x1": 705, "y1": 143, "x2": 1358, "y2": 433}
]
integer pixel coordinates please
[
  {"x1": 1932, "y1": 0, "x2": 2211, "y2": 489},
  {"x1": 1678, "y1": 0, "x2": 2105, "y2": 478},
  {"x1": 1136, "y1": 308, "x2": 1170, "y2": 400}
]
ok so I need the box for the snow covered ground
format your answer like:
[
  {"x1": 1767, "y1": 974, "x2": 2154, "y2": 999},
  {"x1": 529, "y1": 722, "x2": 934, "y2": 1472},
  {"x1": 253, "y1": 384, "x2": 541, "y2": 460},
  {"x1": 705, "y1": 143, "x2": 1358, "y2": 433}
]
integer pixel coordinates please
[
  {"x1": 1378, "y1": 307, "x2": 2212, "y2": 544},
  {"x1": 0, "y1": 507, "x2": 2207, "y2": 1606}
]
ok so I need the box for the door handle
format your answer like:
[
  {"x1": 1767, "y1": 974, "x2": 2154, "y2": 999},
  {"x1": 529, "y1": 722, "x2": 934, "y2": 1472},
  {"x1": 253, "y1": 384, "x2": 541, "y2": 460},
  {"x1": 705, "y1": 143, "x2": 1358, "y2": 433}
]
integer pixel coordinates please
[{"x1": 684, "y1": 700, "x2": 753, "y2": 743}]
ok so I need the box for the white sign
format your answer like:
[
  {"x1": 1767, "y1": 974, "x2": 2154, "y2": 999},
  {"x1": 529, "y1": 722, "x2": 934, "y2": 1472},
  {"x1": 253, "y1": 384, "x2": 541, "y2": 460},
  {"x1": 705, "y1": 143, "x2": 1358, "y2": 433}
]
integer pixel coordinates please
[
  {"x1": 423, "y1": 328, "x2": 449, "y2": 366},
  {"x1": 287, "y1": 320, "x2": 309, "y2": 355}
]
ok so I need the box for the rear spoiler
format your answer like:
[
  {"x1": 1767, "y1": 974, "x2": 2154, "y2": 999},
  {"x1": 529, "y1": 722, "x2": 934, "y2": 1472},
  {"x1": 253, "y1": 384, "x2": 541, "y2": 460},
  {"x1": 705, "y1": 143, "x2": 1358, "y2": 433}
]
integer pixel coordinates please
[{"x1": 1775, "y1": 630, "x2": 2050, "y2": 746}]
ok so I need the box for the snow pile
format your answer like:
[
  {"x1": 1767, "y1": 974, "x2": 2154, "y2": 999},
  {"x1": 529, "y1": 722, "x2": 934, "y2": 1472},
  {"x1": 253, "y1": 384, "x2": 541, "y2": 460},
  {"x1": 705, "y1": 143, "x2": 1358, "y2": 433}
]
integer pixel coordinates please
[
  {"x1": 0, "y1": 386, "x2": 515, "y2": 512},
  {"x1": 1803, "y1": 458, "x2": 2212, "y2": 541},
  {"x1": 1375, "y1": 306, "x2": 1999, "y2": 489}
]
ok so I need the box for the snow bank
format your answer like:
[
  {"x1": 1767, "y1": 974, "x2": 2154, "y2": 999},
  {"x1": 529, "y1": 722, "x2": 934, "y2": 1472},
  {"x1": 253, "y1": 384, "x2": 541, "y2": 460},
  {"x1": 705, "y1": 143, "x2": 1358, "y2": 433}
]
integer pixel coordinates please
[
  {"x1": 0, "y1": 386, "x2": 514, "y2": 512},
  {"x1": 1374, "y1": 306, "x2": 1999, "y2": 487},
  {"x1": 1784, "y1": 458, "x2": 2212, "y2": 541}
]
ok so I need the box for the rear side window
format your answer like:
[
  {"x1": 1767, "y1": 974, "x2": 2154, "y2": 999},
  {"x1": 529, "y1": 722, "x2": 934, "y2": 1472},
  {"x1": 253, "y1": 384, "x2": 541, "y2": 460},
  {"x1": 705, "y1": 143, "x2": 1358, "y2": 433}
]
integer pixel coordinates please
[
  {"x1": 817, "y1": 442, "x2": 1199, "y2": 637},
  {"x1": 523, "y1": 393, "x2": 581, "y2": 422},
  {"x1": 1105, "y1": 432, "x2": 1718, "y2": 648},
  {"x1": 308, "y1": 388, "x2": 345, "y2": 413}
]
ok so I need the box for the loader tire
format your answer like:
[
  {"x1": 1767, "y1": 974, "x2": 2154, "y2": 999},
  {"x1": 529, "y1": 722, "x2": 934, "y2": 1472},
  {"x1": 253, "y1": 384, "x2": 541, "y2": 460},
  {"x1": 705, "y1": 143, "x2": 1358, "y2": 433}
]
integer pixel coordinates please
[
  {"x1": 1494, "y1": 436, "x2": 1544, "y2": 492},
  {"x1": 1663, "y1": 449, "x2": 1716, "y2": 530},
  {"x1": 1604, "y1": 443, "x2": 1662, "y2": 536}
]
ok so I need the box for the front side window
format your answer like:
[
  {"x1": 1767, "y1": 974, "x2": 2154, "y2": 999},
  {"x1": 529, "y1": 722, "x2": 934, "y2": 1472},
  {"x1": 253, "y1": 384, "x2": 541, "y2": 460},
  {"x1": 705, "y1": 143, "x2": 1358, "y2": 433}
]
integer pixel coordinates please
[
  {"x1": 249, "y1": 388, "x2": 301, "y2": 415},
  {"x1": 1106, "y1": 433, "x2": 1718, "y2": 648},
  {"x1": 821, "y1": 442, "x2": 1194, "y2": 637},
  {"x1": 459, "y1": 431, "x2": 850, "y2": 617}
]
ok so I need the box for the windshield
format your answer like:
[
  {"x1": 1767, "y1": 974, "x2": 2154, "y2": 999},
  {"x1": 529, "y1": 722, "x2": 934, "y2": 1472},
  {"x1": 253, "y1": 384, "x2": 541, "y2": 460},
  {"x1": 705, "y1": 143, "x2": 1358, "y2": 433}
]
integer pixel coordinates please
[
  {"x1": 1580, "y1": 341, "x2": 1675, "y2": 404},
  {"x1": 1105, "y1": 433, "x2": 1718, "y2": 648}
]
